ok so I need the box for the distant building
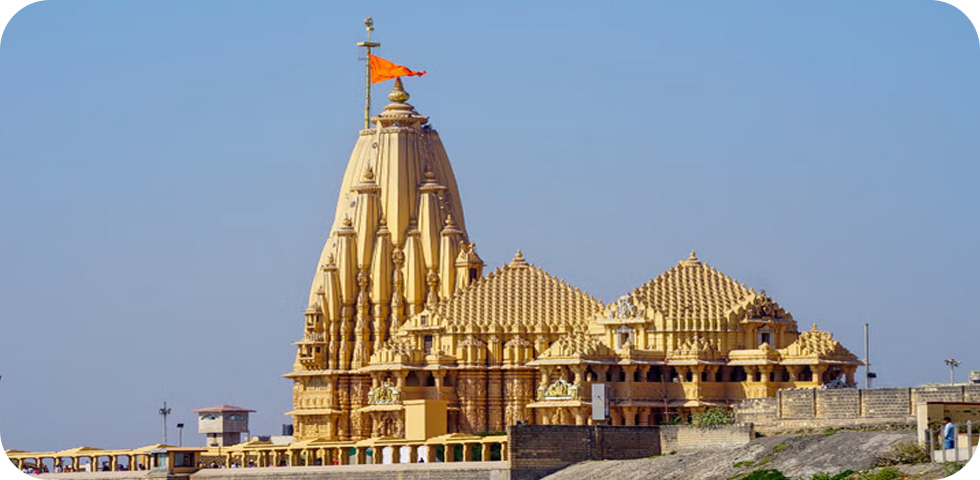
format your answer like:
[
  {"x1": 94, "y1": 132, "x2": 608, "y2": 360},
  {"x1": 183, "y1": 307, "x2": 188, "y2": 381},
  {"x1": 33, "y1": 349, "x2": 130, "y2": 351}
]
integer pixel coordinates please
[{"x1": 192, "y1": 405, "x2": 254, "y2": 447}]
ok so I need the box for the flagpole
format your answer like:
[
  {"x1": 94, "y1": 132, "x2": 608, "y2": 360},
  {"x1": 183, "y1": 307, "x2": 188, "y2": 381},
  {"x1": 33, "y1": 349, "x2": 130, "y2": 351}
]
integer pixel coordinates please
[{"x1": 357, "y1": 17, "x2": 380, "y2": 129}]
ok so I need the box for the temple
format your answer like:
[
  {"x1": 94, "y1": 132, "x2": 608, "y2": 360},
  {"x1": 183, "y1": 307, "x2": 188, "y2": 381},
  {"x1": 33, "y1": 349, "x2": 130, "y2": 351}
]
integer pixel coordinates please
[{"x1": 284, "y1": 79, "x2": 861, "y2": 441}]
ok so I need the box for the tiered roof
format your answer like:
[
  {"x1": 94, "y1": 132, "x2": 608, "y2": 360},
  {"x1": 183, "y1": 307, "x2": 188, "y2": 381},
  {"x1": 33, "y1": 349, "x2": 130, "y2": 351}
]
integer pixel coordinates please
[
  {"x1": 779, "y1": 324, "x2": 859, "y2": 361},
  {"x1": 435, "y1": 251, "x2": 603, "y2": 329},
  {"x1": 632, "y1": 252, "x2": 761, "y2": 326}
]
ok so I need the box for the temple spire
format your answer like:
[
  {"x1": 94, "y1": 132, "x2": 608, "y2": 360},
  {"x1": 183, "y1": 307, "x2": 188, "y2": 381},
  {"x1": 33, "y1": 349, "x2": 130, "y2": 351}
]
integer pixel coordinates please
[{"x1": 356, "y1": 17, "x2": 380, "y2": 129}]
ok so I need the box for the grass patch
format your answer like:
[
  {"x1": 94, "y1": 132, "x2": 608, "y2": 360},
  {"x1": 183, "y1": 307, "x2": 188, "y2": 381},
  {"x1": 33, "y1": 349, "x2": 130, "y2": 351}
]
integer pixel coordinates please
[
  {"x1": 942, "y1": 462, "x2": 965, "y2": 476},
  {"x1": 821, "y1": 428, "x2": 838, "y2": 437},
  {"x1": 733, "y1": 460, "x2": 756, "y2": 468},
  {"x1": 742, "y1": 469, "x2": 790, "y2": 480},
  {"x1": 809, "y1": 472, "x2": 853, "y2": 480},
  {"x1": 854, "y1": 467, "x2": 901, "y2": 480},
  {"x1": 771, "y1": 443, "x2": 789, "y2": 453},
  {"x1": 755, "y1": 455, "x2": 772, "y2": 467},
  {"x1": 876, "y1": 441, "x2": 929, "y2": 466}
]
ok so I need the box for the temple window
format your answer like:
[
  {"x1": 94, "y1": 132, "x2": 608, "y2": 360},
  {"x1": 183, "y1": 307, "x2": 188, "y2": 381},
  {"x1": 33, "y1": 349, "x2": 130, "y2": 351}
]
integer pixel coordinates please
[
  {"x1": 420, "y1": 315, "x2": 427, "y2": 326},
  {"x1": 669, "y1": 367, "x2": 679, "y2": 382},
  {"x1": 468, "y1": 268, "x2": 478, "y2": 282},
  {"x1": 701, "y1": 371, "x2": 709, "y2": 382},
  {"x1": 615, "y1": 326, "x2": 633, "y2": 349},
  {"x1": 424, "y1": 335, "x2": 433, "y2": 354},
  {"x1": 757, "y1": 327, "x2": 773, "y2": 347},
  {"x1": 800, "y1": 366, "x2": 813, "y2": 382}
]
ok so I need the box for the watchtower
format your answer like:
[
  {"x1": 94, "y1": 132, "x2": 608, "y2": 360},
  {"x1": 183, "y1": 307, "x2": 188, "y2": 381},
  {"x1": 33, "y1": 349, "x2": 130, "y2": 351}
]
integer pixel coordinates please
[{"x1": 192, "y1": 404, "x2": 254, "y2": 447}]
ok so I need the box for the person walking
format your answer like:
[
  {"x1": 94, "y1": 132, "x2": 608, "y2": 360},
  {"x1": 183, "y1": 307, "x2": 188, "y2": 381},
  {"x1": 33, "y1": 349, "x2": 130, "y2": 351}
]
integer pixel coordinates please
[{"x1": 942, "y1": 417, "x2": 956, "y2": 450}]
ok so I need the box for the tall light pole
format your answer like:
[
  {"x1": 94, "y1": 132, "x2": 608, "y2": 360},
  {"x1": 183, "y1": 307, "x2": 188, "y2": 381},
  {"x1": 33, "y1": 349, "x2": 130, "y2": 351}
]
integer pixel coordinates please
[
  {"x1": 158, "y1": 402, "x2": 172, "y2": 445},
  {"x1": 945, "y1": 358, "x2": 962, "y2": 385}
]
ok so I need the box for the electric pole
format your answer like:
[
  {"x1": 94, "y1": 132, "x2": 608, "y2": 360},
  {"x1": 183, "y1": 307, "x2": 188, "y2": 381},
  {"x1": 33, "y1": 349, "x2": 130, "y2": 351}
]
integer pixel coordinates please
[
  {"x1": 158, "y1": 402, "x2": 172, "y2": 445},
  {"x1": 945, "y1": 358, "x2": 961, "y2": 385}
]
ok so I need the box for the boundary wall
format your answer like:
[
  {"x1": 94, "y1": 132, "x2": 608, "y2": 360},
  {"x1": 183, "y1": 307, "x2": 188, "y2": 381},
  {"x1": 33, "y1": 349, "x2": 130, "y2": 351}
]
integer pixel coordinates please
[
  {"x1": 735, "y1": 385, "x2": 980, "y2": 433},
  {"x1": 507, "y1": 424, "x2": 752, "y2": 480}
]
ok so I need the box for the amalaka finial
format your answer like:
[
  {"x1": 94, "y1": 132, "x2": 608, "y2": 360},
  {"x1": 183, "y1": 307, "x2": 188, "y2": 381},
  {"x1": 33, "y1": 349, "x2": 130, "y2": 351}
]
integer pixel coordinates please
[
  {"x1": 689, "y1": 250, "x2": 698, "y2": 261},
  {"x1": 812, "y1": 323, "x2": 819, "y2": 331},
  {"x1": 389, "y1": 78, "x2": 410, "y2": 103},
  {"x1": 509, "y1": 250, "x2": 528, "y2": 267}
]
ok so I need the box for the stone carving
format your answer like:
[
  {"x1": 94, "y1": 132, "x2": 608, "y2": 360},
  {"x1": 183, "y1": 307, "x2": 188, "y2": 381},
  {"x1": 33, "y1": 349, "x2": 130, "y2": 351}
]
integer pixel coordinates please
[
  {"x1": 537, "y1": 378, "x2": 580, "y2": 400},
  {"x1": 608, "y1": 295, "x2": 641, "y2": 319},
  {"x1": 367, "y1": 379, "x2": 401, "y2": 405}
]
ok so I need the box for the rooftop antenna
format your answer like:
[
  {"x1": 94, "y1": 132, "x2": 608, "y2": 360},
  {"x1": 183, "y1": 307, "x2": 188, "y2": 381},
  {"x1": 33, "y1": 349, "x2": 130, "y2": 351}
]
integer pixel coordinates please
[
  {"x1": 944, "y1": 358, "x2": 962, "y2": 385},
  {"x1": 357, "y1": 17, "x2": 381, "y2": 129}
]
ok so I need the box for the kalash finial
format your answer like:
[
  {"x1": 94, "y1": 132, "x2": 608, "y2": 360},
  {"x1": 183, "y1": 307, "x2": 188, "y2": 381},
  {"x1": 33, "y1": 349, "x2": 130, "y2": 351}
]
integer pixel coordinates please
[{"x1": 389, "y1": 78, "x2": 410, "y2": 103}]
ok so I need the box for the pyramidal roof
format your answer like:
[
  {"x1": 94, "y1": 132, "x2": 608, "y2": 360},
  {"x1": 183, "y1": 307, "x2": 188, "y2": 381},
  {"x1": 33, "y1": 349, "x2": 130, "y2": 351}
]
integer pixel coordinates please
[
  {"x1": 436, "y1": 251, "x2": 604, "y2": 328},
  {"x1": 632, "y1": 251, "x2": 764, "y2": 324}
]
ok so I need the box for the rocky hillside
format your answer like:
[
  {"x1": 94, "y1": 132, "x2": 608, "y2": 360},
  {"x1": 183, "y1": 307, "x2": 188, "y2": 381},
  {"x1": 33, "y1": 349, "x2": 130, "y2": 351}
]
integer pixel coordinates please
[{"x1": 543, "y1": 430, "x2": 965, "y2": 480}]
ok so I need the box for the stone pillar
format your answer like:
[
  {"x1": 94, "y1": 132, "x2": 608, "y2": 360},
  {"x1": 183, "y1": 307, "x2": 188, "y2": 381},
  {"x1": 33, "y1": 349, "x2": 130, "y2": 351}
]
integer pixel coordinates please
[
  {"x1": 481, "y1": 443, "x2": 491, "y2": 462},
  {"x1": 338, "y1": 448, "x2": 350, "y2": 465},
  {"x1": 623, "y1": 406, "x2": 637, "y2": 426},
  {"x1": 623, "y1": 365, "x2": 638, "y2": 383},
  {"x1": 355, "y1": 447, "x2": 366, "y2": 465},
  {"x1": 425, "y1": 445, "x2": 437, "y2": 463},
  {"x1": 444, "y1": 444, "x2": 455, "y2": 463},
  {"x1": 408, "y1": 445, "x2": 419, "y2": 463},
  {"x1": 463, "y1": 443, "x2": 474, "y2": 462},
  {"x1": 390, "y1": 445, "x2": 401, "y2": 464},
  {"x1": 787, "y1": 366, "x2": 802, "y2": 382},
  {"x1": 813, "y1": 365, "x2": 828, "y2": 384}
]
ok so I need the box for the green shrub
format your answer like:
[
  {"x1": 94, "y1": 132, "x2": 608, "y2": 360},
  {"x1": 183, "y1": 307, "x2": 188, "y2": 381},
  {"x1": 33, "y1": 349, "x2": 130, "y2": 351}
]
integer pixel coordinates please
[
  {"x1": 855, "y1": 467, "x2": 901, "y2": 480},
  {"x1": 811, "y1": 471, "x2": 854, "y2": 480},
  {"x1": 663, "y1": 416, "x2": 684, "y2": 425},
  {"x1": 742, "y1": 469, "x2": 790, "y2": 480},
  {"x1": 942, "y1": 461, "x2": 965, "y2": 476},
  {"x1": 821, "y1": 428, "x2": 839, "y2": 437},
  {"x1": 691, "y1": 407, "x2": 735, "y2": 427},
  {"x1": 877, "y1": 441, "x2": 929, "y2": 466}
]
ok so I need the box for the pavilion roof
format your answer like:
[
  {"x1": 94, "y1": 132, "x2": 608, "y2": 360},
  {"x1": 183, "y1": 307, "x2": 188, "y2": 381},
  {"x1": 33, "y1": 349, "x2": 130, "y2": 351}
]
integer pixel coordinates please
[{"x1": 436, "y1": 251, "x2": 603, "y2": 330}]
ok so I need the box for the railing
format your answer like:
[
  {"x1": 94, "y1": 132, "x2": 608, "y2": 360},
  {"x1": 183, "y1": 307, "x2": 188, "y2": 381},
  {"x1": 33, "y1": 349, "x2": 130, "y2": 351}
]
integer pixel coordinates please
[{"x1": 925, "y1": 420, "x2": 977, "y2": 464}]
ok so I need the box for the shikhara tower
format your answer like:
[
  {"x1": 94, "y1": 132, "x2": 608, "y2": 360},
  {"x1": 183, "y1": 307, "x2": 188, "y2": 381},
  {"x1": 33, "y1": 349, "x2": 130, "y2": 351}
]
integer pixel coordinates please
[{"x1": 286, "y1": 53, "x2": 860, "y2": 444}]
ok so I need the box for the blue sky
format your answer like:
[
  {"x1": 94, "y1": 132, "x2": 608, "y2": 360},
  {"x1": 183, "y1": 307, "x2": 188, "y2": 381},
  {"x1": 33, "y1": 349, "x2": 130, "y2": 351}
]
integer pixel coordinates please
[{"x1": 0, "y1": 0, "x2": 978, "y2": 452}]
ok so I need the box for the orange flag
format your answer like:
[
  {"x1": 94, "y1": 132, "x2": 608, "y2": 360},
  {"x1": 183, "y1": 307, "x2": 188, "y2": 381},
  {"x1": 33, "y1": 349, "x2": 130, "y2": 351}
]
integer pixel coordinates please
[{"x1": 369, "y1": 54, "x2": 427, "y2": 84}]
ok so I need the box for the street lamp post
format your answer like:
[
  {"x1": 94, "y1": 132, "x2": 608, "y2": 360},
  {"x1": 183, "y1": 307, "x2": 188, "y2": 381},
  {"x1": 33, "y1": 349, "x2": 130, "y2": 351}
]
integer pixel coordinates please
[
  {"x1": 158, "y1": 402, "x2": 172, "y2": 445},
  {"x1": 945, "y1": 359, "x2": 962, "y2": 385}
]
